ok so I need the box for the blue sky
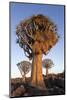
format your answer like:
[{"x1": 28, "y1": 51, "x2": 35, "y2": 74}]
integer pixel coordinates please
[{"x1": 10, "y1": 2, "x2": 65, "y2": 78}]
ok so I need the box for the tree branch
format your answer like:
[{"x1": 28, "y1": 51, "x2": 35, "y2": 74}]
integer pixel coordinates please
[
  {"x1": 19, "y1": 32, "x2": 33, "y2": 51},
  {"x1": 24, "y1": 28, "x2": 34, "y2": 41},
  {"x1": 23, "y1": 45, "x2": 33, "y2": 59}
]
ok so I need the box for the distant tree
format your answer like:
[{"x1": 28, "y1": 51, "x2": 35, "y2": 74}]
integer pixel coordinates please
[
  {"x1": 42, "y1": 59, "x2": 54, "y2": 77},
  {"x1": 17, "y1": 61, "x2": 31, "y2": 82},
  {"x1": 16, "y1": 14, "x2": 59, "y2": 88}
]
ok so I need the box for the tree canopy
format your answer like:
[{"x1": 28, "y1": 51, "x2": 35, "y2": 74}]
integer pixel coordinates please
[
  {"x1": 17, "y1": 61, "x2": 31, "y2": 75},
  {"x1": 16, "y1": 14, "x2": 59, "y2": 59},
  {"x1": 42, "y1": 59, "x2": 54, "y2": 69}
]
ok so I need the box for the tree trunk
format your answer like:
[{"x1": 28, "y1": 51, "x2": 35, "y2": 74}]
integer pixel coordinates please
[
  {"x1": 46, "y1": 67, "x2": 48, "y2": 78},
  {"x1": 31, "y1": 53, "x2": 46, "y2": 89},
  {"x1": 22, "y1": 74, "x2": 26, "y2": 83}
]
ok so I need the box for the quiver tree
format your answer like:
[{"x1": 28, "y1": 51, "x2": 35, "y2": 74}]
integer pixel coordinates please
[
  {"x1": 42, "y1": 59, "x2": 54, "y2": 78},
  {"x1": 16, "y1": 14, "x2": 59, "y2": 89},
  {"x1": 17, "y1": 61, "x2": 31, "y2": 82}
]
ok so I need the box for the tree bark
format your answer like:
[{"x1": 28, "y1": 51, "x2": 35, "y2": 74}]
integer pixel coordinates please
[
  {"x1": 46, "y1": 67, "x2": 48, "y2": 78},
  {"x1": 22, "y1": 74, "x2": 26, "y2": 83},
  {"x1": 31, "y1": 53, "x2": 46, "y2": 89}
]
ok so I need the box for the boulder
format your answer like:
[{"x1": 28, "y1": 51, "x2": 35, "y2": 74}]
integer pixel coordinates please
[{"x1": 11, "y1": 85, "x2": 26, "y2": 97}]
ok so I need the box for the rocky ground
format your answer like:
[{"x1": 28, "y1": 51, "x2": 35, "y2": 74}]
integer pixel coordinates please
[{"x1": 10, "y1": 72, "x2": 65, "y2": 97}]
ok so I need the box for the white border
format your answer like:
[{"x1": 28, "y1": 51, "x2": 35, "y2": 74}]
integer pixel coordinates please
[{"x1": 0, "y1": 0, "x2": 67, "y2": 99}]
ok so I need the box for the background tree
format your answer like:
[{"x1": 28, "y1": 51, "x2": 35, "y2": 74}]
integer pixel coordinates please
[
  {"x1": 17, "y1": 61, "x2": 31, "y2": 82},
  {"x1": 42, "y1": 59, "x2": 54, "y2": 78},
  {"x1": 16, "y1": 14, "x2": 59, "y2": 89}
]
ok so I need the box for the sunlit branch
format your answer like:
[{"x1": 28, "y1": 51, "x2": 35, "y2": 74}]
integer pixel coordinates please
[{"x1": 19, "y1": 32, "x2": 33, "y2": 51}]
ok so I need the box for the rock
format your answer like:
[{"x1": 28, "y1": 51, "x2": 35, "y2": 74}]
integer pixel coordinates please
[
  {"x1": 11, "y1": 85, "x2": 26, "y2": 97},
  {"x1": 23, "y1": 93, "x2": 29, "y2": 96}
]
